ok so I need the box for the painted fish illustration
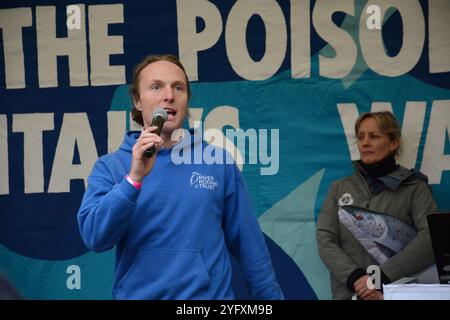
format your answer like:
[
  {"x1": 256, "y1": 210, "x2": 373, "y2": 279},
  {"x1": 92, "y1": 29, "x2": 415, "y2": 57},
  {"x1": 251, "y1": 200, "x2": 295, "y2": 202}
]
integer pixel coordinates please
[{"x1": 338, "y1": 205, "x2": 417, "y2": 264}]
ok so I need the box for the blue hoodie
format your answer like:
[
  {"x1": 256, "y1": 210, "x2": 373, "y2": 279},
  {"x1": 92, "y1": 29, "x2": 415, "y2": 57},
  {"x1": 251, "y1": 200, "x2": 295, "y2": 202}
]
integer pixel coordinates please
[{"x1": 77, "y1": 130, "x2": 283, "y2": 299}]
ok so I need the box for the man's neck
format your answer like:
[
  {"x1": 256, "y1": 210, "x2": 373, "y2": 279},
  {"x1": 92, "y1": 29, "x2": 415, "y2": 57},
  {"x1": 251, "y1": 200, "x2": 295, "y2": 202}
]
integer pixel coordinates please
[{"x1": 160, "y1": 128, "x2": 184, "y2": 148}]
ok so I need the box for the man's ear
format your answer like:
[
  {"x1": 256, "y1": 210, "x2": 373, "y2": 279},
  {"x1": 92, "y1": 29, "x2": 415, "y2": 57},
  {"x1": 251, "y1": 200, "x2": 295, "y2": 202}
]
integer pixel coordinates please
[{"x1": 134, "y1": 96, "x2": 142, "y2": 111}]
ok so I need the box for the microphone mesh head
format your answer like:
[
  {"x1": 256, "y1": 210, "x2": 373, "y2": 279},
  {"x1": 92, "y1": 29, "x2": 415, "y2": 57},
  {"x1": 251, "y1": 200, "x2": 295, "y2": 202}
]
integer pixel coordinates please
[{"x1": 153, "y1": 108, "x2": 168, "y2": 120}]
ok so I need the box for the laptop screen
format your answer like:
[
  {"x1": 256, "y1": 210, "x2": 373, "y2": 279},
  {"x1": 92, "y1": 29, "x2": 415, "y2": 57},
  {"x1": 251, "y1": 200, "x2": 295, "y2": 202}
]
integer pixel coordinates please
[{"x1": 427, "y1": 212, "x2": 450, "y2": 284}]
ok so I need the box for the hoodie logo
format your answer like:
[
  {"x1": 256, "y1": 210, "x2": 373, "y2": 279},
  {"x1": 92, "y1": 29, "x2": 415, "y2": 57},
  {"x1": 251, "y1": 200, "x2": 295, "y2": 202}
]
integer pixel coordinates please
[
  {"x1": 190, "y1": 172, "x2": 218, "y2": 190},
  {"x1": 338, "y1": 193, "x2": 354, "y2": 207}
]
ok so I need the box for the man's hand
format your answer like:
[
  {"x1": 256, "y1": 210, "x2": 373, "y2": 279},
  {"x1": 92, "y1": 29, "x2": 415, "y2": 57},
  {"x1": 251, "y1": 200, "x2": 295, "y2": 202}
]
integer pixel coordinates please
[{"x1": 129, "y1": 126, "x2": 163, "y2": 183}]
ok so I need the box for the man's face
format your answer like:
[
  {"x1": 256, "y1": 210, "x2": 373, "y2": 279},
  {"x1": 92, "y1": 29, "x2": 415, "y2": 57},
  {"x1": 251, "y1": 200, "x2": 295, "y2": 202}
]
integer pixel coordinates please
[{"x1": 135, "y1": 60, "x2": 189, "y2": 137}]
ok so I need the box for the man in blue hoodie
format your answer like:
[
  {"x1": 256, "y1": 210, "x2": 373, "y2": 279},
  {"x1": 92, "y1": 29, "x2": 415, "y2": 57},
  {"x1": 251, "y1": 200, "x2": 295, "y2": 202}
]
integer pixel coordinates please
[{"x1": 77, "y1": 54, "x2": 284, "y2": 300}]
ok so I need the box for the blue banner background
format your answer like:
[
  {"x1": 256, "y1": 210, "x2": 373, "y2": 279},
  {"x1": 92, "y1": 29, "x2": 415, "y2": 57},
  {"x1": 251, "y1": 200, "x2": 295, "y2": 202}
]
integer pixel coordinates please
[{"x1": 1, "y1": 0, "x2": 449, "y2": 299}]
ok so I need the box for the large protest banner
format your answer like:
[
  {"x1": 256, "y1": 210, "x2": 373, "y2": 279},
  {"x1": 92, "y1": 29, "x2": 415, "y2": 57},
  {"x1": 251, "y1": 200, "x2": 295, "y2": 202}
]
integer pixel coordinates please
[{"x1": 1, "y1": 0, "x2": 449, "y2": 299}]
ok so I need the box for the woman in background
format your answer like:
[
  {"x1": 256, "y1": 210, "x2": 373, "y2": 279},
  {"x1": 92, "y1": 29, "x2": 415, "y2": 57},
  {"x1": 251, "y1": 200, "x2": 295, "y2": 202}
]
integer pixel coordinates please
[{"x1": 317, "y1": 111, "x2": 437, "y2": 300}]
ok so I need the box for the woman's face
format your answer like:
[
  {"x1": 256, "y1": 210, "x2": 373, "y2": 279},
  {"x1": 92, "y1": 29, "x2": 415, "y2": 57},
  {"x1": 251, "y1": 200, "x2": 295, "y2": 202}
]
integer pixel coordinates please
[{"x1": 357, "y1": 117, "x2": 399, "y2": 165}]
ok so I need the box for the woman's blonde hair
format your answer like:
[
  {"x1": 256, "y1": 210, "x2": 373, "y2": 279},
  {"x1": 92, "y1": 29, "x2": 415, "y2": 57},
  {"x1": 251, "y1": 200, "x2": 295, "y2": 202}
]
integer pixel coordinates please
[{"x1": 354, "y1": 111, "x2": 402, "y2": 156}]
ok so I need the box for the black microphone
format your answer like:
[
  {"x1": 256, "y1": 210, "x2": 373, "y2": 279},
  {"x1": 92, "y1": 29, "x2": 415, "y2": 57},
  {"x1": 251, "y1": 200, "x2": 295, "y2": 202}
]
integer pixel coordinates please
[{"x1": 144, "y1": 108, "x2": 168, "y2": 158}]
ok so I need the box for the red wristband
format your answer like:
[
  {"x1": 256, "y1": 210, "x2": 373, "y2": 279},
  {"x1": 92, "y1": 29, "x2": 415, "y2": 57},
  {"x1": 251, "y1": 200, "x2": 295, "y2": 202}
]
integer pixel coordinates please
[{"x1": 125, "y1": 175, "x2": 142, "y2": 190}]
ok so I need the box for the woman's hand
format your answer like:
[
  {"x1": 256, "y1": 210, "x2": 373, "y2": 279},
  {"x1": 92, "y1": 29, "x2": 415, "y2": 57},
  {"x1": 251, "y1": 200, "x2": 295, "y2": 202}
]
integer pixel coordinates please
[
  {"x1": 365, "y1": 291, "x2": 384, "y2": 300},
  {"x1": 354, "y1": 275, "x2": 381, "y2": 300}
]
